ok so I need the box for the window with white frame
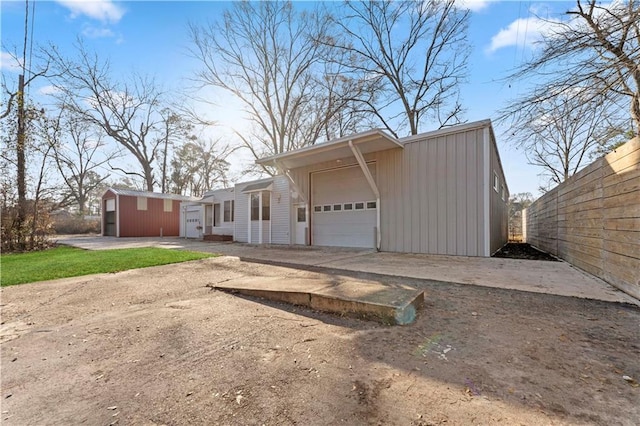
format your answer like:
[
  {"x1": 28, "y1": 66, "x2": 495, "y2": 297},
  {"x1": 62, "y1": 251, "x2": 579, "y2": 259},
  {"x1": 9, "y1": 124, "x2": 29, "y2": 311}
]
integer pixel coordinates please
[
  {"x1": 314, "y1": 205, "x2": 322, "y2": 213},
  {"x1": 354, "y1": 202, "x2": 365, "y2": 210},
  {"x1": 493, "y1": 172, "x2": 499, "y2": 192},
  {"x1": 224, "y1": 200, "x2": 234, "y2": 222},
  {"x1": 343, "y1": 203, "x2": 353, "y2": 211},
  {"x1": 366, "y1": 201, "x2": 377, "y2": 209},
  {"x1": 163, "y1": 199, "x2": 172, "y2": 212},
  {"x1": 251, "y1": 192, "x2": 270, "y2": 220}
]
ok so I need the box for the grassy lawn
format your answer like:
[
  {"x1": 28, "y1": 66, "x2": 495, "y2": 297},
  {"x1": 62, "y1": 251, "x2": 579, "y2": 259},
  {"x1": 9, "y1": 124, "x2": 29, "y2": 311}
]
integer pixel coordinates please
[{"x1": 1, "y1": 246, "x2": 215, "y2": 287}]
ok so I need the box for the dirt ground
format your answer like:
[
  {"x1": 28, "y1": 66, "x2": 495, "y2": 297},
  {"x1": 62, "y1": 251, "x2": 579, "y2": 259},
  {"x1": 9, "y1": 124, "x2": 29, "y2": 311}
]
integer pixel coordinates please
[
  {"x1": 493, "y1": 243, "x2": 558, "y2": 261},
  {"x1": 1, "y1": 256, "x2": 639, "y2": 425}
]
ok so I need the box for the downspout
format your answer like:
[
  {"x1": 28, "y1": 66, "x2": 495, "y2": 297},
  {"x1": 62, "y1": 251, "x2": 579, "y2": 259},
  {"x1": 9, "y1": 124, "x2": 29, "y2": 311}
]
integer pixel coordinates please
[{"x1": 348, "y1": 140, "x2": 381, "y2": 251}]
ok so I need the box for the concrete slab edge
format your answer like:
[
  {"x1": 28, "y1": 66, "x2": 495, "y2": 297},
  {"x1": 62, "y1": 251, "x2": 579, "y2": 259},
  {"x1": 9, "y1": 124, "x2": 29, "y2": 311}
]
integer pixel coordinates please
[{"x1": 212, "y1": 286, "x2": 424, "y2": 325}]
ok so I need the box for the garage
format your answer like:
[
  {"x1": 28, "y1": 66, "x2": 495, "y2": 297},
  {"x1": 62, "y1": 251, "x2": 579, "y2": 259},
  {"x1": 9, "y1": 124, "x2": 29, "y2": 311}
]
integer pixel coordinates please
[
  {"x1": 184, "y1": 208, "x2": 202, "y2": 239},
  {"x1": 311, "y1": 163, "x2": 377, "y2": 248}
]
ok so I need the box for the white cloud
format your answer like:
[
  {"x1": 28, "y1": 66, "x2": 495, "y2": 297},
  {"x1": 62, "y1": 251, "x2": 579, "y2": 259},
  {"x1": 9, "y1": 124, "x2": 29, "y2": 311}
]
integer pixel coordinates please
[
  {"x1": 1, "y1": 51, "x2": 22, "y2": 72},
  {"x1": 55, "y1": 0, "x2": 125, "y2": 24},
  {"x1": 82, "y1": 25, "x2": 115, "y2": 38},
  {"x1": 486, "y1": 16, "x2": 559, "y2": 53},
  {"x1": 456, "y1": 0, "x2": 494, "y2": 12},
  {"x1": 38, "y1": 85, "x2": 61, "y2": 96}
]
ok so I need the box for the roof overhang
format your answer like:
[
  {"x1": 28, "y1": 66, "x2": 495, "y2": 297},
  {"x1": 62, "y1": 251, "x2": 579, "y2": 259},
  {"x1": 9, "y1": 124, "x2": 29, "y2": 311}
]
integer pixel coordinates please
[
  {"x1": 255, "y1": 129, "x2": 403, "y2": 170},
  {"x1": 241, "y1": 180, "x2": 273, "y2": 193}
]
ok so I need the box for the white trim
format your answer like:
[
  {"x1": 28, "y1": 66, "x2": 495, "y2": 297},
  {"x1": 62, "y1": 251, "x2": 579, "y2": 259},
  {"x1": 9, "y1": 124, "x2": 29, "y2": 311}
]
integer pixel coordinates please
[
  {"x1": 399, "y1": 119, "x2": 492, "y2": 144},
  {"x1": 483, "y1": 126, "x2": 491, "y2": 257},
  {"x1": 116, "y1": 194, "x2": 120, "y2": 237},
  {"x1": 247, "y1": 193, "x2": 252, "y2": 244},
  {"x1": 258, "y1": 191, "x2": 263, "y2": 244}
]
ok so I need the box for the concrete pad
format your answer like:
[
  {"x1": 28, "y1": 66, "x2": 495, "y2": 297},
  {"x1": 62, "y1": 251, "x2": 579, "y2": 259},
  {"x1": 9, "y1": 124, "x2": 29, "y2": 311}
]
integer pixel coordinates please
[
  {"x1": 212, "y1": 276, "x2": 424, "y2": 325},
  {"x1": 56, "y1": 236, "x2": 639, "y2": 306}
]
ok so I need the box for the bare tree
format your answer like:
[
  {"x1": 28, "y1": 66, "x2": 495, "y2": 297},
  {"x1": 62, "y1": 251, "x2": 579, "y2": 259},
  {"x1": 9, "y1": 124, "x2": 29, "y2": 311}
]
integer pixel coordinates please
[
  {"x1": 170, "y1": 138, "x2": 232, "y2": 197},
  {"x1": 323, "y1": 0, "x2": 470, "y2": 137},
  {"x1": 508, "y1": 92, "x2": 621, "y2": 186},
  {"x1": 157, "y1": 108, "x2": 196, "y2": 193},
  {"x1": 189, "y1": 1, "x2": 361, "y2": 171},
  {"x1": 503, "y1": 0, "x2": 640, "y2": 135},
  {"x1": 40, "y1": 105, "x2": 114, "y2": 214},
  {"x1": 46, "y1": 41, "x2": 165, "y2": 191}
]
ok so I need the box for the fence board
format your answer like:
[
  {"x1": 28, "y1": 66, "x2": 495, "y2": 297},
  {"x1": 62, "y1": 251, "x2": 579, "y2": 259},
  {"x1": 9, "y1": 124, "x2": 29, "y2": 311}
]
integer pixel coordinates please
[{"x1": 524, "y1": 137, "x2": 640, "y2": 300}]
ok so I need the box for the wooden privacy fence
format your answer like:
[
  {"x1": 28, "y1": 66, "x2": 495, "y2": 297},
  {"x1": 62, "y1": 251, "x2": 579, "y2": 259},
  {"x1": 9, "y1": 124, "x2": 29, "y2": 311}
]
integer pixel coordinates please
[{"x1": 523, "y1": 137, "x2": 640, "y2": 300}]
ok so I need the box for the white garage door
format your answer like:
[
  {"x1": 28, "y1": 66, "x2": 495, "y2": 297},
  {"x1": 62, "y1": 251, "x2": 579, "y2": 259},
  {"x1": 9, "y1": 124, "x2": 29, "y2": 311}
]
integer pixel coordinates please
[
  {"x1": 311, "y1": 164, "x2": 376, "y2": 248},
  {"x1": 185, "y1": 209, "x2": 201, "y2": 239}
]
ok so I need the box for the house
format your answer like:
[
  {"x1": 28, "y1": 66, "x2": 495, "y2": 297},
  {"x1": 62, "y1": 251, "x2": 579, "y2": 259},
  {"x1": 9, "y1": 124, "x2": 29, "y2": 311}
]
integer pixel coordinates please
[
  {"x1": 179, "y1": 188, "x2": 235, "y2": 241},
  {"x1": 234, "y1": 119, "x2": 509, "y2": 257},
  {"x1": 101, "y1": 188, "x2": 197, "y2": 237}
]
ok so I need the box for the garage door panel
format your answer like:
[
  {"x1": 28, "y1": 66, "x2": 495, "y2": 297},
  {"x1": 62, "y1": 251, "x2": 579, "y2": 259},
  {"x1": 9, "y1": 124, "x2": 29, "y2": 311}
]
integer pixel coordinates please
[
  {"x1": 185, "y1": 210, "x2": 201, "y2": 238},
  {"x1": 311, "y1": 164, "x2": 376, "y2": 249}
]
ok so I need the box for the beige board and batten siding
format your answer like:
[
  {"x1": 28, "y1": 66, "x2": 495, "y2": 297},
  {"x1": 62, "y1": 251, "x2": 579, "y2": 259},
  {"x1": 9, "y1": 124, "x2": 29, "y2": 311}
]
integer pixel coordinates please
[
  {"x1": 392, "y1": 125, "x2": 495, "y2": 256},
  {"x1": 524, "y1": 137, "x2": 640, "y2": 299},
  {"x1": 287, "y1": 121, "x2": 503, "y2": 256},
  {"x1": 488, "y1": 126, "x2": 510, "y2": 254}
]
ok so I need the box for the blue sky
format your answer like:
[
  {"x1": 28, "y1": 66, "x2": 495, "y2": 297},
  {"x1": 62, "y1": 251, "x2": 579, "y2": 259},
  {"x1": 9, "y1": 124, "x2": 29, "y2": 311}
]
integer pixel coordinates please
[{"x1": 1, "y1": 0, "x2": 579, "y2": 197}]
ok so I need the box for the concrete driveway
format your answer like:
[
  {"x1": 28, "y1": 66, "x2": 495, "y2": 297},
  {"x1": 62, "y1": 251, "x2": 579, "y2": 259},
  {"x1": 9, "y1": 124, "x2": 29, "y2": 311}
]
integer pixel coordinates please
[{"x1": 55, "y1": 235, "x2": 639, "y2": 306}]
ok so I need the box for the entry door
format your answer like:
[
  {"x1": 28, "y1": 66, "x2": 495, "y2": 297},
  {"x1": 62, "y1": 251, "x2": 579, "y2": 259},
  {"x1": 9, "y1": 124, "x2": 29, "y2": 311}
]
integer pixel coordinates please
[{"x1": 295, "y1": 204, "x2": 306, "y2": 245}]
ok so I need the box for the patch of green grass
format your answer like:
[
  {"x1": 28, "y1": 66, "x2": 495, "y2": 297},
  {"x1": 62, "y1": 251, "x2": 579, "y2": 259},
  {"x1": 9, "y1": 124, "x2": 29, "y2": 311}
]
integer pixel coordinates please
[{"x1": 1, "y1": 246, "x2": 215, "y2": 287}]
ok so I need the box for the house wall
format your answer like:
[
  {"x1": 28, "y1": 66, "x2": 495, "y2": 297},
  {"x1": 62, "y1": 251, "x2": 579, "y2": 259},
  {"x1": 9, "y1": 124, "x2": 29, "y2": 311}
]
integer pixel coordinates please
[
  {"x1": 116, "y1": 195, "x2": 182, "y2": 237},
  {"x1": 488, "y1": 128, "x2": 510, "y2": 254},
  {"x1": 205, "y1": 188, "x2": 235, "y2": 236},
  {"x1": 234, "y1": 177, "x2": 289, "y2": 244},
  {"x1": 271, "y1": 175, "x2": 291, "y2": 244},
  {"x1": 524, "y1": 137, "x2": 640, "y2": 299},
  {"x1": 288, "y1": 123, "x2": 500, "y2": 256}
]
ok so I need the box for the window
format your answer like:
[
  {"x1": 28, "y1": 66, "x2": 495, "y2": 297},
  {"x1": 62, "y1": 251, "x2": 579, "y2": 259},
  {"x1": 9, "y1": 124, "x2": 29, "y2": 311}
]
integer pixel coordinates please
[
  {"x1": 224, "y1": 200, "x2": 234, "y2": 222},
  {"x1": 105, "y1": 199, "x2": 115, "y2": 211},
  {"x1": 262, "y1": 191, "x2": 270, "y2": 220},
  {"x1": 137, "y1": 196, "x2": 147, "y2": 211},
  {"x1": 297, "y1": 207, "x2": 306, "y2": 222},
  {"x1": 323, "y1": 205, "x2": 331, "y2": 212},
  {"x1": 366, "y1": 201, "x2": 377, "y2": 209},
  {"x1": 251, "y1": 192, "x2": 270, "y2": 220},
  {"x1": 314, "y1": 205, "x2": 322, "y2": 213},
  {"x1": 493, "y1": 172, "x2": 499, "y2": 192},
  {"x1": 354, "y1": 202, "x2": 365, "y2": 210},
  {"x1": 333, "y1": 204, "x2": 342, "y2": 211},
  {"x1": 251, "y1": 193, "x2": 259, "y2": 220},
  {"x1": 343, "y1": 203, "x2": 353, "y2": 211},
  {"x1": 501, "y1": 185, "x2": 506, "y2": 201},
  {"x1": 213, "y1": 203, "x2": 221, "y2": 227},
  {"x1": 163, "y1": 199, "x2": 172, "y2": 212}
]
